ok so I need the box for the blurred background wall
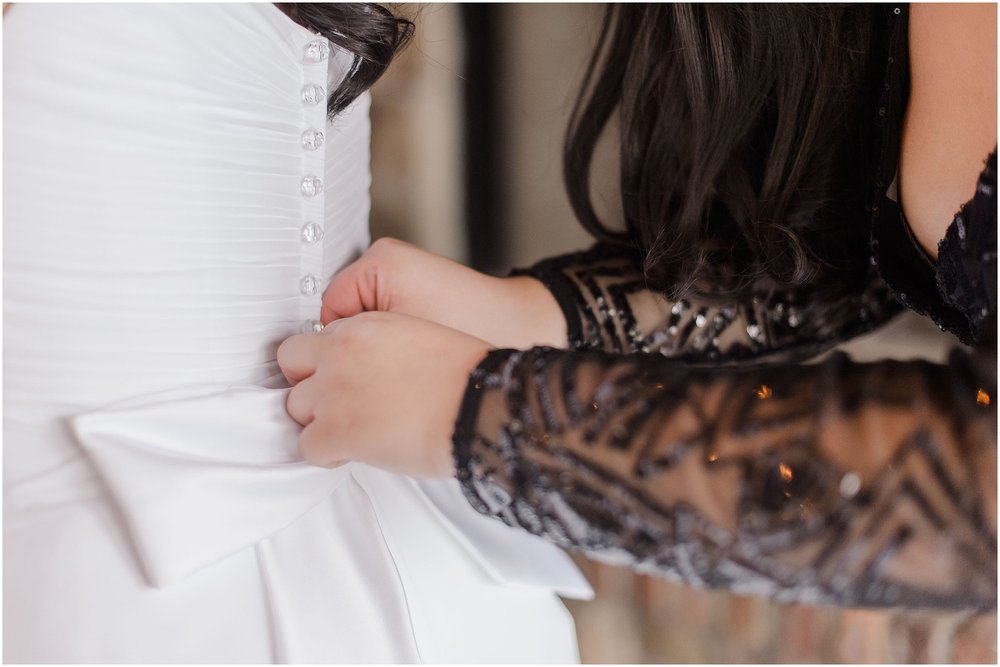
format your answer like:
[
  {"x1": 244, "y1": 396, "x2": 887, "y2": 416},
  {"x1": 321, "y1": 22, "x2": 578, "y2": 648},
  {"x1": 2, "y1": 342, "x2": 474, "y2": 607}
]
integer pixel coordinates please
[
  {"x1": 368, "y1": 4, "x2": 996, "y2": 662},
  {"x1": 369, "y1": 3, "x2": 597, "y2": 270}
]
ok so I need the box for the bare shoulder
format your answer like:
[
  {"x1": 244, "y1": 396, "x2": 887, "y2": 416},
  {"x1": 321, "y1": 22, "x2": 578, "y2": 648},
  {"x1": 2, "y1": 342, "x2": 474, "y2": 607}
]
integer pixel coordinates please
[{"x1": 899, "y1": 3, "x2": 997, "y2": 259}]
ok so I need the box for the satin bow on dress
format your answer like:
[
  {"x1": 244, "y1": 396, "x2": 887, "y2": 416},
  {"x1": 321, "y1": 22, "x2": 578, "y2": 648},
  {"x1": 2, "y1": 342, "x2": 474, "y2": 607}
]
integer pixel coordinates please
[{"x1": 71, "y1": 385, "x2": 593, "y2": 660}]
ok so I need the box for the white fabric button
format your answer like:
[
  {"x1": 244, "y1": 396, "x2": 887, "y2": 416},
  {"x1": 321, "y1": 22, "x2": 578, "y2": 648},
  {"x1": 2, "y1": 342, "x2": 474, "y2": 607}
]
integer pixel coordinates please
[
  {"x1": 301, "y1": 319, "x2": 324, "y2": 334},
  {"x1": 301, "y1": 128, "x2": 325, "y2": 151},
  {"x1": 300, "y1": 176, "x2": 323, "y2": 197},
  {"x1": 301, "y1": 84, "x2": 326, "y2": 106},
  {"x1": 300, "y1": 222, "x2": 324, "y2": 244},
  {"x1": 303, "y1": 40, "x2": 330, "y2": 64},
  {"x1": 299, "y1": 274, "x2": 320, "y2": 296}
]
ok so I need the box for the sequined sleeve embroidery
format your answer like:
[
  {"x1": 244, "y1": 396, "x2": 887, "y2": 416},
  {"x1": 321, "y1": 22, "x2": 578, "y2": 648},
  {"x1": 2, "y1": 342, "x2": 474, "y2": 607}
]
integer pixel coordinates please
[
  {"x1": 518, "y1": 242, "x2": 902, "y2": 363},
  {"x1": 453, "y1": 346, "x2": 997, "y2": 610}
]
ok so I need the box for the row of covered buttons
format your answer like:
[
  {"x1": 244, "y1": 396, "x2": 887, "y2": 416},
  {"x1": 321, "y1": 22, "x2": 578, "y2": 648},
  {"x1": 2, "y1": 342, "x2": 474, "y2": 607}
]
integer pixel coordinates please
[{"x1": 300, "y1": 40, "x2": 329, "y2": 333}]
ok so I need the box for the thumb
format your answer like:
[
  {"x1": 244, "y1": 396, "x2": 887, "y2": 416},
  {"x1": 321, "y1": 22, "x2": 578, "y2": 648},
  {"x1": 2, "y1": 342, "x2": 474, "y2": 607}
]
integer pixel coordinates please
[{"x1": 320, "y1": 259, "x2": 383, "y2": 325}]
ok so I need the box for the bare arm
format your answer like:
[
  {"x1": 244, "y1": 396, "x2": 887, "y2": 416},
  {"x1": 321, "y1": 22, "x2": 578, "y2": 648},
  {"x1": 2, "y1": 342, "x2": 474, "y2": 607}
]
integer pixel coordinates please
[{"x1": 901, "y1": 3, "x2": 998, "y2": 258}]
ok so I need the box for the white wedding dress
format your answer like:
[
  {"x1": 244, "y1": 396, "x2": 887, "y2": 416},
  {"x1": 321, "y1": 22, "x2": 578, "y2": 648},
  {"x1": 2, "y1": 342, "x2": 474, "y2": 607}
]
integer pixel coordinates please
[{"x1": 3, "y1": 4, "x2": 591, "y2": 663}]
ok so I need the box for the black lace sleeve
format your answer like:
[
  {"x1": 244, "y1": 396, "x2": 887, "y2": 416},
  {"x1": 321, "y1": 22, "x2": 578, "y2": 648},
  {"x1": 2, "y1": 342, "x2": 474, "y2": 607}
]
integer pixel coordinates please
[
  {"x1": 517, "y1": 243, "x2": 902, "y2": 364},
  {"x1": 453, "y1": 345, "x2": 997, "y2": 610}
]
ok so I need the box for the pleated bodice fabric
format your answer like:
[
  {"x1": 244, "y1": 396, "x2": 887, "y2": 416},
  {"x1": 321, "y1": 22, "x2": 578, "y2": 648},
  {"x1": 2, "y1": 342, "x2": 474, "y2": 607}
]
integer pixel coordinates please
[{"x1": 4, "y1": 3, "x2": 365, "y2": 474}]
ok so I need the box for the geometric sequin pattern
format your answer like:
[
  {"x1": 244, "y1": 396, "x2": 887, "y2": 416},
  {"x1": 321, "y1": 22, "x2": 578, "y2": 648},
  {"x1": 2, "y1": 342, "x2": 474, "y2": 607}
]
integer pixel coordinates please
[
  {"x1": 454, "y1": 346, "x2": 997, "y2": 610},
  {"x1": 521, "y1": 242, "x2": 904, "y2": 364}
]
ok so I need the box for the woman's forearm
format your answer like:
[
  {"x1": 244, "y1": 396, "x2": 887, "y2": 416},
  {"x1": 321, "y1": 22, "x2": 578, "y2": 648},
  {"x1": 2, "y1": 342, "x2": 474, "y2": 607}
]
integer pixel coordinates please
[
  {"x1": 519, "y1": 242, "x2": 903, "y2": 362},
  {"x1": 454, "y1": 344, "x2": 997, "y2": 610}
]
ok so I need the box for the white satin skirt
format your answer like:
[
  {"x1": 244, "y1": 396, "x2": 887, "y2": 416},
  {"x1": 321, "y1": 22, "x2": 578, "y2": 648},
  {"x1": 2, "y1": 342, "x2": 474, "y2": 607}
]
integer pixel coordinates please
[{"x1": 5, "y1": 385, "x2": 591, "y2": 663}]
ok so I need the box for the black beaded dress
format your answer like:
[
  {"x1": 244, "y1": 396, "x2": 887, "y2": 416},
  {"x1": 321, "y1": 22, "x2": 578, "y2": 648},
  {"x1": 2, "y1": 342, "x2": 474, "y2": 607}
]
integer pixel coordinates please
[{"x1": 452, "y1": 5, "x2": 997, "y2": 610}]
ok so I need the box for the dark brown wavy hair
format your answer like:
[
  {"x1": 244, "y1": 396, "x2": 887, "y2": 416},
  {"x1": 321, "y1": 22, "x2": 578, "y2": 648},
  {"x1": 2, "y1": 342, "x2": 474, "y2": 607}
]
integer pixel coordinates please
[
  {"x1": 276, "y1": 3, "x2": 414, "y2": 118},
  {"x1": 566, "y1": 4, "x2": 884, "y2": 300}
]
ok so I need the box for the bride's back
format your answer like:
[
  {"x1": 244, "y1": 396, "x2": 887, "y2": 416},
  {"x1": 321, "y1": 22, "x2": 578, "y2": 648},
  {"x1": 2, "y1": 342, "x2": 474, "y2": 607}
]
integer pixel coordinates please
[
  {"x1": 4, "y1": 3, "x2": 370, "y2": 460},
  {"x1": 3, "y1": 8, "x2": 375, "y2": 659}
]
